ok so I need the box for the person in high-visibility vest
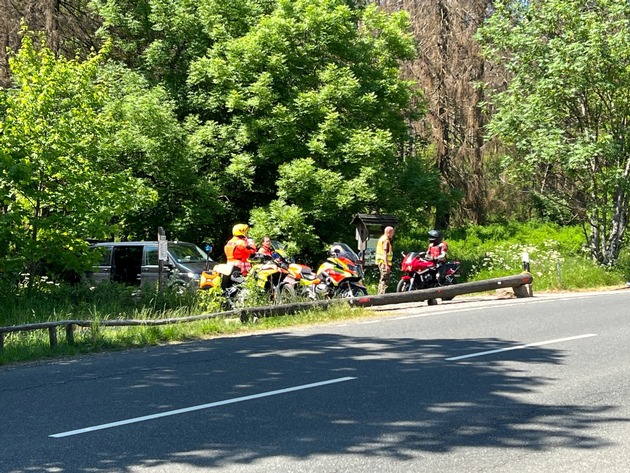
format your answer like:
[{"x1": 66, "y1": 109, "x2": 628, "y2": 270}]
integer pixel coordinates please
[
  {"x1": 224, "y1": 224, "x2": 257, "y2": 275},
  {"x1": 375, "y1": 226, "x2": 395, "y2": 294}
]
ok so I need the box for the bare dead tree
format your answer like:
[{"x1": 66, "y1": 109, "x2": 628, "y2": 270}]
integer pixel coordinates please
[
  {"x1": 0, "y1": 0, "x2": 101, "y2": 86},
  {"x1": 377, "y1": 0, "x2": 499, "y2": 228}
]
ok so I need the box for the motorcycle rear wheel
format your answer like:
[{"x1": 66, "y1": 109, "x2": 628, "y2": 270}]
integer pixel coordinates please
[
  {"x1": 279, "y1": 284, "x2": 297, "y2": 303},
  {"x1": 437, "y1": 274, "x2": 456, "y2": 300}
]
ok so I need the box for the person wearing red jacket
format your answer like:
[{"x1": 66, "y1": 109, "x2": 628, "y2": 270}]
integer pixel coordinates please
[
  {"x1": 224, "y1": 224, "x2": 257, "y2": 275},
  {"x1": 426, "y1": 229, "x2": 448, "y2": 261},
  {"x1": 258, "y1": 236, "x2": 274, "y2": 256}
]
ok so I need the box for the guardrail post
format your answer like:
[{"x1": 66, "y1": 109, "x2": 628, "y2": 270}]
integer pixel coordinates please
[
  {"x1": 516, "y1": 252, "x2": 533, "y2": 297},
  {"x1": 522, "y1": 251, "x2": 530, "y2": 272},
  {"x1": 48, "y1": 326, "x2": 58, "y2": 349},
  {"x1": 66, "y1": 324, "x2": 75, "y2": 345},
  {"x1": 513, "y1": 282, "x2": 533, "y2": 297},
  {"x1": 0, "y1": 332, "x2": 4, "y2": 352}
]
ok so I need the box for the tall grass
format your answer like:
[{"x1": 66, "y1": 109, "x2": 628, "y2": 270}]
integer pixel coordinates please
[
  {"x1": 0, "y1": 278, "x2": 221, "y2": 327},
  {"x1": 0, "y1": 290, "x2": 367, "y2": 365}
]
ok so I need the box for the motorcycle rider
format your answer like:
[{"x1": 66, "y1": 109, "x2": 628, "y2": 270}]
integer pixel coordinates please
[
  {"x1": 376, "y1": 226, "x2": 395, "y2": 295},
  {"x1": 224, "y1": 224, "x2": 257, "y2": 275},
  {"x1": 426, "y1": 229, "x2": 448, "y2": 282},
  {"x1": 258, "y1": 236, "x2": 274, "y2": 256}
]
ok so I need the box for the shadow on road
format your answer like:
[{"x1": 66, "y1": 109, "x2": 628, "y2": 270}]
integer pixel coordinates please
[{"x1": 7, "y1": 329, "x2": 629, "y2": 472}]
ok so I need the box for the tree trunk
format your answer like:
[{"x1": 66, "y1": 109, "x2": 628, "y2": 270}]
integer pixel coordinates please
[
  {"x1": 44, "y1": 0, "x2": 61, "y2": 54},
  {"x1": 377, "y1": 0, "x2": 496, "y2": 228}
]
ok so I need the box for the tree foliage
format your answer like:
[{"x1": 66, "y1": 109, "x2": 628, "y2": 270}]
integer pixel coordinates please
[
  {"x1": 185, "y1": 0, "x2": 435, "y2": 252},
  {"x1": 478, "y1": 0, "x2": 630, "y2": 264},
  {"x1": 0, "y1": 32, "x2": 156, "y2": 280},
  {"x1": 1, "y1": 1, "x2": 443, "y2": 274}
]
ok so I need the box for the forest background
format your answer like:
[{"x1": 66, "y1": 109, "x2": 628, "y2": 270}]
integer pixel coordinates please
[{"x1": 2, "y1": 0, "x2": 630, "y2": 288}]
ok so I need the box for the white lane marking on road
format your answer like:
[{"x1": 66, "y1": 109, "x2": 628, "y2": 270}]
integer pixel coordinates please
[
  {"x1": 392, "y1": 314, "x2": 430, "y2": 320},
  {"x1": 445, "y1": 334, "x2": 598, "y2": 361},
  {"x1": 50, "y1": 376, "x2": 356, "y2": 438}
]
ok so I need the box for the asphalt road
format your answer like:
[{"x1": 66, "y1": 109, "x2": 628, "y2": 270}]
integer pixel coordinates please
[{"x1": 2, "y1": 290, "x2": 630, "y2": 473}]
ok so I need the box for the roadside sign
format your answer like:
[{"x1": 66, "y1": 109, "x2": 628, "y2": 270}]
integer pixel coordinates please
[{"x1": 158, "y1": 227, "x2": 168, "y2": 262}]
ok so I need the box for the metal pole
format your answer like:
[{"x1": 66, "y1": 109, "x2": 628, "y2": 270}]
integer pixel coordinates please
[
  {"x1": 158, "y1": 226, "x2": 166, "y2": 291},
  {"x1": 522, "y1": 251, "x2": 530, "y2": 272}
]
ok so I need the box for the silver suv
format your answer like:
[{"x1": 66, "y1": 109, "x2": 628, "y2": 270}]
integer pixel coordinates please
[{"x1": 89, "y1": 241, "x2": 209, "y2": 289}]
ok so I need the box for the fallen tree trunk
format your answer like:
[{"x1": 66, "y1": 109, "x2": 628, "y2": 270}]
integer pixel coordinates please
[{"x1": 240, "y1": 272, "x2": 534, "y2": 320}]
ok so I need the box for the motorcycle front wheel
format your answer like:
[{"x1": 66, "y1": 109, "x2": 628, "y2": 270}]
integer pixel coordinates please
[
  {"x1": 396, "y1": 279, "x2": 410, "y2": 292},
  {"x1": 298, "y1": 285, "x2": 318, "y2": 301},
  {"x1": 337, "y1": 285, "x2": 367, "y2": 298}
]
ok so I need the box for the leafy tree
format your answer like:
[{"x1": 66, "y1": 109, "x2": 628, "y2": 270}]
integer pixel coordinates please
[
  {"x1": 89, "y1": 0, "x2": 276, "y2": 112},
  {"x1": 478, "y1": 0, "x2": 630, "y2": 264},
  {"x1": 98, "y1": 64, "x2": 223, "y2": 244},
  {"x1": 187, "y1": 0, "x2": 437, "y2": 252},
  {"x1": 0, "y1": 32, "x2": 156, "y2": 282},
  {"x1": 73, "y1": 0, "x2": 440, "y2": 253}
]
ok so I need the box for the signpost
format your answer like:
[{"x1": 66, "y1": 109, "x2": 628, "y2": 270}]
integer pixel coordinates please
[
  {"x1": 351, "y1": 214, "x2": 398, "y2": 268},
  {"x1": 158, "y1": 227, "x2": 167, "y2": 291}
]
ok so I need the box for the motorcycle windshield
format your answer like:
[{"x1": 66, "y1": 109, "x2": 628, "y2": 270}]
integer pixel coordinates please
[
  {"x1": 272, "y1": 239, "x2": 293, "y2": 256},
  {"x1": 332, "y1": 242, "x2": 360, "y2": 265}
]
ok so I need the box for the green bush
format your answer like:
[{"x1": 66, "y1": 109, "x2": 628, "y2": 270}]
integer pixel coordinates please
[
  {"x1": 614, "y1": 247, "x2": 630, "y2": 280},
  {"x1": 392, "y1": 221, "x2": 625, "y2": 290}
]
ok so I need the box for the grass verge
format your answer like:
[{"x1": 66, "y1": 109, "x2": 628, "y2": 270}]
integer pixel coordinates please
[{"x1": 0, "y1": 302, "x2": 370, "y2": 366}]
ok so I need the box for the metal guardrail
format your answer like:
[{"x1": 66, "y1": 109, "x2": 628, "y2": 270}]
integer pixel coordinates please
[{"x1": 0, "y1": 272, "x2": 533, "y2": 351}]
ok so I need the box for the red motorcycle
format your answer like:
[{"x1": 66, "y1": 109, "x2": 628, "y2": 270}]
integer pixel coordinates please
[{"x1": 396, "y1": 251, "x2": 460, "y2": 295}]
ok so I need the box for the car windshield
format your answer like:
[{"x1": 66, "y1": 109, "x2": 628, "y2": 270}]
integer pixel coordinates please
[{"x1": 168, "y1": 242, "x2": 207, "y2": 263}]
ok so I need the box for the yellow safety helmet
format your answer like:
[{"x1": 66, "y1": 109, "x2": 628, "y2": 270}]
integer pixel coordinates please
[{"x1": 232, "y1": 224, "x2": 249, "y2": 237}]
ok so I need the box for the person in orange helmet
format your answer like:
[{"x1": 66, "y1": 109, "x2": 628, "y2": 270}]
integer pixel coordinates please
[{"x1": 224, "y1": 224, "x2": 257, "y2": 275}]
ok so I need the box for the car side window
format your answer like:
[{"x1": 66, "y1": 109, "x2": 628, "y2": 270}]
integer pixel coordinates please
[
  {"x1": 97, "y1": 246, "x2": 112, "y2": 266},
  {"x1": 144, "y1": 246, "x2": 159, "y2": 266}
]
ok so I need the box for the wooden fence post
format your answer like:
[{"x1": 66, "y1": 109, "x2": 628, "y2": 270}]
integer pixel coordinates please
[
  {"x1": 48, "y1": 326, "x2": 58, "y2": 349},
  {"x1": 66, "y1": 324, "x2": 75, "y2": 345}
]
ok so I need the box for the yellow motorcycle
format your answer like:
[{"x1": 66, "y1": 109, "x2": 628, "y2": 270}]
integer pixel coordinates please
[
  {"x1": 199, "y1": 252, "x2": 288, "y2": 307},
  {"x1": 315, "y1": 243, "x2": 368, "y2": 298},
  {"x1": 269, "y1": 242, "x2": 320, "y2": 301}
]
